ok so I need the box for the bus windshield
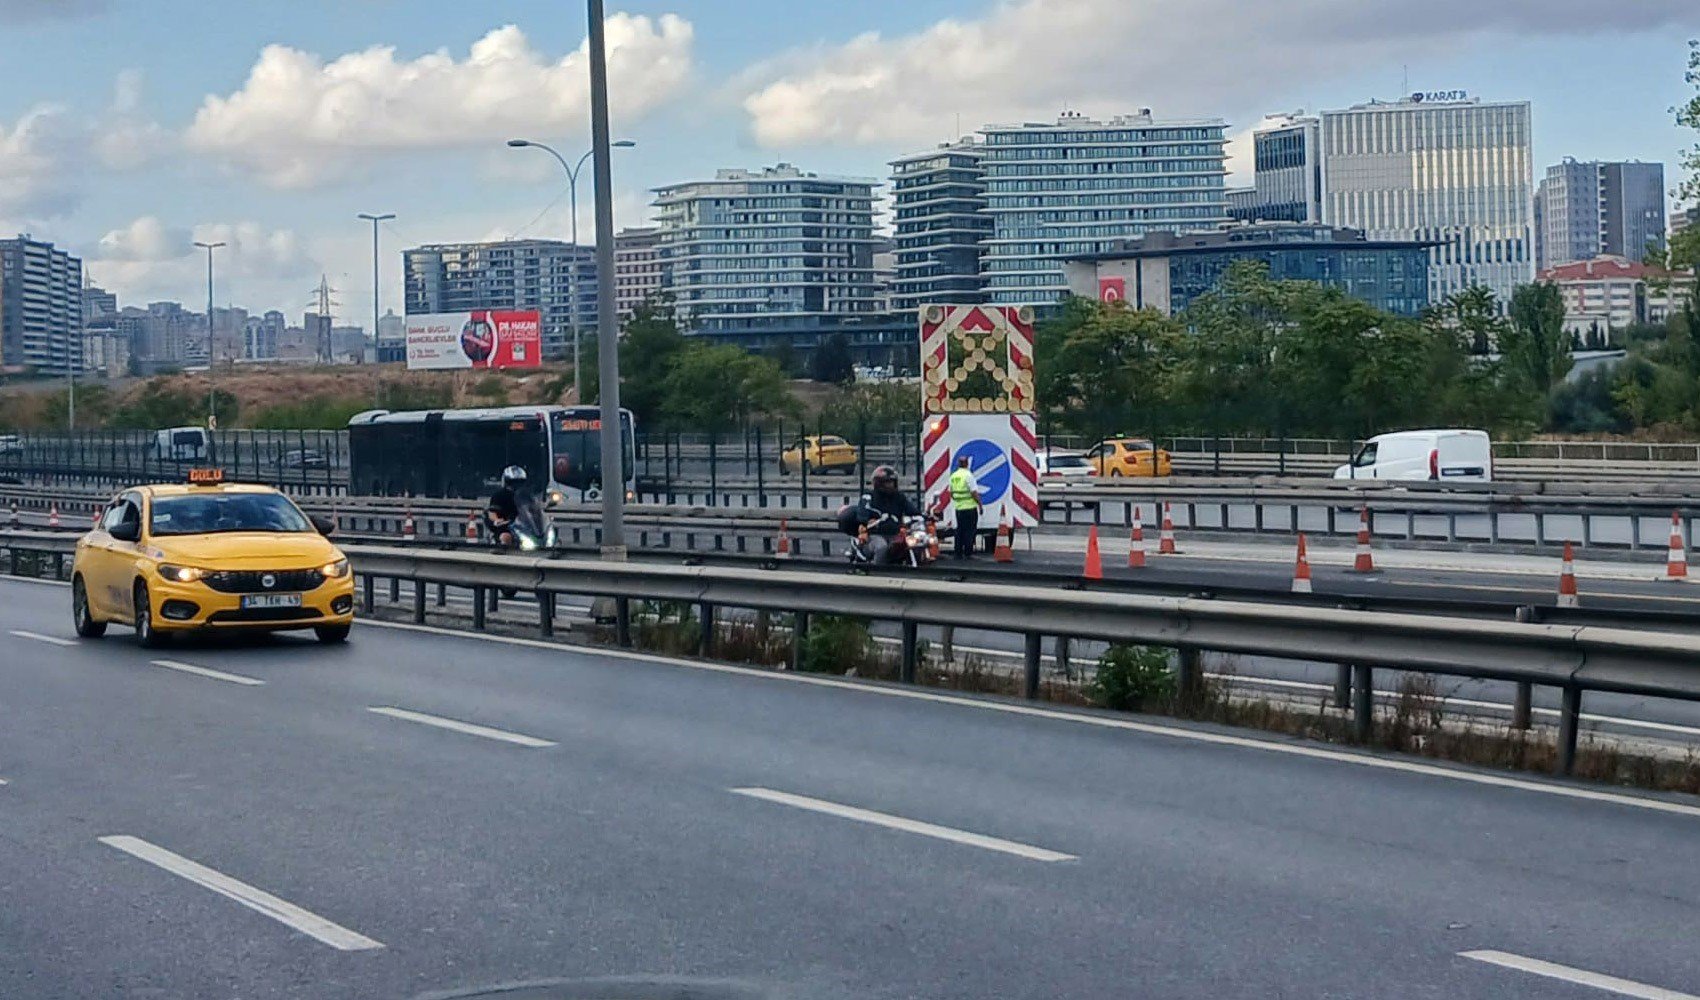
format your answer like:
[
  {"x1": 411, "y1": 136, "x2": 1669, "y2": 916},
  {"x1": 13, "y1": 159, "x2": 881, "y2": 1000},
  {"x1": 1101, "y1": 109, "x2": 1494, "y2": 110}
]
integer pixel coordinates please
[{"x1": 551, "y1": 415, "x2": 634, "y2": 492}]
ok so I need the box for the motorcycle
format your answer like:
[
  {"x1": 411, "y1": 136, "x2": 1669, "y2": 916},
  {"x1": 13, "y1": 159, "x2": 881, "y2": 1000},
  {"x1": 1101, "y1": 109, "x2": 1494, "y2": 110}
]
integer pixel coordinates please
[
  {"x1": 841, "y1": 499, "x2": 938, "y2": 569},
  {"x1": 492, "y1": 493, "x2": 558, "y2": 553}
]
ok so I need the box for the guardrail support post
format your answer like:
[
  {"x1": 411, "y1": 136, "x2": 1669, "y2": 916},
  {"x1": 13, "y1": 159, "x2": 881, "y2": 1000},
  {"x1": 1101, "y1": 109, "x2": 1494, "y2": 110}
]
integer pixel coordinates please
[
  {"x1": 472, "y1": 587, "x2": 487, "y2": 630},
  {"x1": 361, "y1": 574, "x2": 374, "y2": 613},
  {"x1": 1056, "y1": 636, "x2": 1072, "y2": 680},
  {"x1": 699, "y1": 602, "x2": 716, "y2": 656},
  {"x1": 940, "y1": 625, "x2": 955, "y2": 662},
  {"x1": 1352, "y1": 664, "x2": 1373, "y2": 742},
  {"x1": 1023, "y1": 633, "x2": 1042, "y2": 700},
  {"x1": 1513, "y1": 682, "x2": 1533, "y2": 731},
  {"x1": 412, "y1": 581, "x2": 426, "y2": 624},
  {"x1": 900, "y1": 621, "x2": 918, "y2": 684},
  {"x1": 1333, "y1": 664, "x2": 1351, "y2": 709},
  {"x1": 538, "y1": 590, "x2": 554, "y2": 637},
  {"x1": 389, "y1": 577, "x2": 400, "y2": 604},
  {"x1": 1176, "y1": 647, "x2": 1201, "y2": 708},
  {"x1": 1557, "y1": 686, "x2": 1582, "y2": 776},
  {"x1": 436, "y1": 582, "x2": 446, "y2": 607},
  {"x1": 791, "y1": 611, "x2": 810, "y2": 670},
  {"x1": 615, "y1": 597, "x2": 632, "y2": 647}
]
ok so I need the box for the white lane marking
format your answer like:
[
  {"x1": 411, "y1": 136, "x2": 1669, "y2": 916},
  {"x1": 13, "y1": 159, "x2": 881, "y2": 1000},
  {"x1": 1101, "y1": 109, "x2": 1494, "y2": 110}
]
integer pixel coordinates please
[
  {"x1": 366, "y1": 706, "x2": 556, "y2": 748},
  {"x1": 360, "y1": 620, "x2": 1700, "y2": 820},
  {"x1": 11, "y1": 629, "x2": 74, "y2": 646},
  {"x1": 97, "y1": 835, "x2": 383, "y2": 951},
  {"x1": 730, "y1": 787, "x2": 1074, "y2": 862},
  {"x1": 150, "y1": 659, "x2": 265, "y2": 686},
  {"x1": 1461, "y1": 950, "x2": 1699, "y2": 999}
]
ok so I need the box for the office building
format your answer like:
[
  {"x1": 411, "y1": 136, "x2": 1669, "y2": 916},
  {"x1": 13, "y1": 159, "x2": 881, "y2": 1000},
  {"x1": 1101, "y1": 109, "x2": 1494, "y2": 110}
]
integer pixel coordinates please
[
  {"x1": 210, "y1": 306, "x2": 247, "y2": 364},
  {"x1": 1242, "y1": 114, "x2": 1323, "y2": 223},
  {"x1": 613, "y1": 227, "x2": 664, "y2": 319},
  {"x1": 653, "y1": 163, "x2": 899, "y2": 357},
  {"x1": 0, "y1": 236, "x2": 85, "y2": 374},
  {"x1": 980, "y1": 110, "x2": 1230, "y2": 309},
  {"x1": 1540, "y1": 256, "x2": 1695, "y2": 338},
  {"x1": 889, "y1": 138, "x2": 991, "y2": 312},
  {"x1": 403, "y1": 239, "x2": 597, "y2": 359},
  {"x1": 82, "y1": 285, "x2": 117, "y2": 323},
  {"x1": 1320, "y1": 95, "x2": 1533, "y2": 307},
  {"x1": 1537, "y1": 159, "x2": 1665, "y2": 270},
  {"x1": 1062, "y1": 224, "x2": 1435, "y2": 317},
  {"x1": 1226, "y1": 188, "x2": 1258, "y2": 223}
]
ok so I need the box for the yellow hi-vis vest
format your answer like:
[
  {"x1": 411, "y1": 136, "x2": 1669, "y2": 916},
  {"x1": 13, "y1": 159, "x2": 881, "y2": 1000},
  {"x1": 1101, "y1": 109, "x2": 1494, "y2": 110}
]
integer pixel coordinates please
[{"x1": 949, "y1": 468, "x2": 978, "y2": 510}]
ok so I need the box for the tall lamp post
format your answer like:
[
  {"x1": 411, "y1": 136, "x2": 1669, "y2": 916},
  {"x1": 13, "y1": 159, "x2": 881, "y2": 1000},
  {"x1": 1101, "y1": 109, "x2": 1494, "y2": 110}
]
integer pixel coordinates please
[
  {"x1": 505, "y1": 137, "x2": 634, "y2": 402},
  {"x1": 357, "y1": 213, "x2": 395, "y2": 363},
  {"x1": 193, "y1": 240, "x2": 226, "y2": 427}
]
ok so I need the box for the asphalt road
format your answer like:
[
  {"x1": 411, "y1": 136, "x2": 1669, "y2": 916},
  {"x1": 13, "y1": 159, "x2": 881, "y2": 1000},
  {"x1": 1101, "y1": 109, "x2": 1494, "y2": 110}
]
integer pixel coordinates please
[{"x1": 5, "y1": 576, "x2": 1700, "y2": 999}]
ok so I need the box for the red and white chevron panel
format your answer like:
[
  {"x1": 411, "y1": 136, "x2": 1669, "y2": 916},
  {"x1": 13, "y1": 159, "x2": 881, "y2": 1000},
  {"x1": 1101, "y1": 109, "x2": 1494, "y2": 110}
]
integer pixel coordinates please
[{"x1": 921, "y1": 413, "x2": 1039, "y2": 529}]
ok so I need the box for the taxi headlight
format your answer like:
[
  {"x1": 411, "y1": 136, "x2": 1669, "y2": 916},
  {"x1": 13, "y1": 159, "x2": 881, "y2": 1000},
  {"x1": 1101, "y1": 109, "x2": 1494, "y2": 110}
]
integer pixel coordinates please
[
  {"x1": 320, "y1": 558, "x2": 350, "y2": 579},
  {"x1": 158, "y1": 563, "x2": 204, "y2": 583}
]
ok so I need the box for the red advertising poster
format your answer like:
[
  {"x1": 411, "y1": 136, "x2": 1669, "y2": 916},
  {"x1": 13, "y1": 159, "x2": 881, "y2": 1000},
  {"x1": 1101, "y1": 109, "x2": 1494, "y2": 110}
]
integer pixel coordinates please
[
  {"x1": 1098, "y1": 276, "x2": 1126, "y2": 303},
  {"x1": 406, "y1": 310, "x2": 543, "y2": 370}
]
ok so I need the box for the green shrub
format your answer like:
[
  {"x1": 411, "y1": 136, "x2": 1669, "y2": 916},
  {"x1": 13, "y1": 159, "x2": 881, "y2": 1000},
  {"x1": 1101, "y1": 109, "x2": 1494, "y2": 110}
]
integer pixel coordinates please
[
  {"x1": 799, "y1": 615, "x2": 875, "y2": 674},
  {"x1": 1088, "y1": 644, "x2": 1175, "y2": 711}
]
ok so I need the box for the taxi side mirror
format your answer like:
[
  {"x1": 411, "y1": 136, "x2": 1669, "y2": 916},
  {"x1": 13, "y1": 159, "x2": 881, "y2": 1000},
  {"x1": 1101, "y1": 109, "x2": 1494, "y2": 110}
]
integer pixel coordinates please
[
  {"x1": 311, "y1": 515, "x2": 336, "y2": 537},
  {"x1": 109, "y1": 519, "x2": 140, "y2": 543}
]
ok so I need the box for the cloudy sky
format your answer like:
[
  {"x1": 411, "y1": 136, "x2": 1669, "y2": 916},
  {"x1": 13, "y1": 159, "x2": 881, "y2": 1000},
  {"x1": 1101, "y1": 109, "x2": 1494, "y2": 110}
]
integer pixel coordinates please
[{"x1": 2, "y1": 0, "x2": 1698, "y2": 328}]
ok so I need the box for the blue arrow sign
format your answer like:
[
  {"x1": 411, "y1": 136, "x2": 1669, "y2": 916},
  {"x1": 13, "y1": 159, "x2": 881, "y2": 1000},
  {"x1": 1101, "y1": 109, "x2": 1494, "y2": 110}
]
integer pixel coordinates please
[{"x1": 955, "y1": 438, "x2": 1011, "y2": 506}]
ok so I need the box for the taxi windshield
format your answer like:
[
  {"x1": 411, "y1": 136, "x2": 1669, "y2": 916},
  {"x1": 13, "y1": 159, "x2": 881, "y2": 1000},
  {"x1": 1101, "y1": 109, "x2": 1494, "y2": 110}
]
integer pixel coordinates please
[{"x1": 150, "y1": 493, "x2": 312, "y2": 536}]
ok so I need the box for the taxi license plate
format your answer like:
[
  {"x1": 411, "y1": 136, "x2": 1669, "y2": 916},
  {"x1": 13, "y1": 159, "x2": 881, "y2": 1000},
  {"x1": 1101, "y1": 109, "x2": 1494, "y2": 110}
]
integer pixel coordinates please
[{"x1": 241, "y1": 593, "x2": 302, "y2": 610}]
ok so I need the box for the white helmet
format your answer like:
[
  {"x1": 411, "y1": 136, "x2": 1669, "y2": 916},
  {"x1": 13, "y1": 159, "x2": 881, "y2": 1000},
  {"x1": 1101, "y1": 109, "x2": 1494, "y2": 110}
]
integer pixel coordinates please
[{"x1": 501, "y1": 465, "x2": 528, "y2": 489}]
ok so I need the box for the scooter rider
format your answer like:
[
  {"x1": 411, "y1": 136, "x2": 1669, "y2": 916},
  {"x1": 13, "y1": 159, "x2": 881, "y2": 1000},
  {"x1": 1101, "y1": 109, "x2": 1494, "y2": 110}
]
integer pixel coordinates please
[
  {"x1": 862, "y1": 465, "x2": 920, "y2": 563},
  {"x1": 485, "y1": 465, "x2": 529, "y2": 546}
]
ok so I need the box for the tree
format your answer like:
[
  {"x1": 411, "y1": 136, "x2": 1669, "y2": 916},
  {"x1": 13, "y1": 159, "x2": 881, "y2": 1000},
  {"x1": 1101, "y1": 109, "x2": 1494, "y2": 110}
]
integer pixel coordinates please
[
  {"x1": 1672, "y1": 40, "x2": 1700, "y2": 284},
  {"x1": 1433, "y1": 286, "x2": 1507, "y2": 355},
  {"x1": 580, "y1": 300, "x2": 689, "y2": 425},
  {"x1": 660, "y1": 343, "x2": 796, "y2": 433},
  {"x1": 767, "y1": 340, "x2": 801, "y2": 378},
  {"x1": 1503, "y1": 282, "x2": 1573, "y2": 394},
  {"x1": 810, "y1": 332, "x2": 854, "y2": 384}
]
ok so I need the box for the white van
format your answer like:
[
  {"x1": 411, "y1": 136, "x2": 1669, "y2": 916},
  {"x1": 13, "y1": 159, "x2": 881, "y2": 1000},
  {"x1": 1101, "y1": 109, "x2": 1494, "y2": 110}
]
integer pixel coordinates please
[
  {"x1": 1334, "y1": 429, "x2": 1493, "y2": 483},
  {"x1": 151, "y1": 426, "x2": 210, "y2": 463}
]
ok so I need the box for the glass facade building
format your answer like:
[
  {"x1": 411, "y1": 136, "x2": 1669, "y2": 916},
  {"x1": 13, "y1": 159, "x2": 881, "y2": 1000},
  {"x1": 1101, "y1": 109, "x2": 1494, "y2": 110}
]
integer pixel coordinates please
[
  {"x1": 653, "y1": 163, "x2": 902, "y2": 355},
  {"x1": 1537, "y1": 158, "x2": 1666, "y2": 271},
  {"x1": 1249, "y1": 116, "x2": 1323, "y2": 223},
  {"x1": 889, "y1": 140, "x2": 990, "y2": 312},
  {"x1": 403, "y1": 239, "x2": 597, "y2": 360},
  {"x1": 1320, "y1": 97, "x2": 1533, "y2": 308},
  {"x1": 1062, "y1": 224, "x2": 1435, "y2": 317},
  {"x1": 980, "y1": 111, "x2": 1229, "y2": 309}
]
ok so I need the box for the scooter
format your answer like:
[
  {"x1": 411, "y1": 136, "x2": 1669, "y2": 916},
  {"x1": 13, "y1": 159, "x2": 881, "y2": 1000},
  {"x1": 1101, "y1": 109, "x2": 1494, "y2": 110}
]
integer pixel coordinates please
[{"x1": 843, "y1": 503, "x2": 938, "y2": 569}]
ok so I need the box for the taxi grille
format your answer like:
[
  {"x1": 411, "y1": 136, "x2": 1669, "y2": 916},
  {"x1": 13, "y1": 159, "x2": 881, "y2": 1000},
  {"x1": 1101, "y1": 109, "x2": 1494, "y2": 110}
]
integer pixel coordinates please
[
  {"x1": 202, "y1": 569, "x2": 323, "y2": 594},
  {"x1": 207, "y1": 607, "x2": 320, "y2": 623}
]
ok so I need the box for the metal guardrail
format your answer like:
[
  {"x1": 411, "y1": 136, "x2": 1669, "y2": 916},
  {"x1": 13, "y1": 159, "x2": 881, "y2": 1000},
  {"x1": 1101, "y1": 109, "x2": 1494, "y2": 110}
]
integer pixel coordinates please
[{"x1": 4, "y1": 526, "x2": 1697, "y2": 778}]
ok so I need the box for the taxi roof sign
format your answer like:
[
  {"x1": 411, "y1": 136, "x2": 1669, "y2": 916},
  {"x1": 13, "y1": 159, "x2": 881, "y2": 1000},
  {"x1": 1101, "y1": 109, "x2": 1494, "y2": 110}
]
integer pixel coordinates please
[{"x1": 186, "y1": 467, "x2": 225, "y2": 485}]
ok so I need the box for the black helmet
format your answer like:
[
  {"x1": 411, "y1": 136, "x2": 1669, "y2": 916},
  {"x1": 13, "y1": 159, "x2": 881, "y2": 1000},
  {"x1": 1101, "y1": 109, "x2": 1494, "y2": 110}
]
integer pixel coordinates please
[
  {"x1": 501, "y1": 465, "x2": 528, "y2": 489},
  {"x1": 871, "y1": 465, "x2": 899, "y2": 494}
]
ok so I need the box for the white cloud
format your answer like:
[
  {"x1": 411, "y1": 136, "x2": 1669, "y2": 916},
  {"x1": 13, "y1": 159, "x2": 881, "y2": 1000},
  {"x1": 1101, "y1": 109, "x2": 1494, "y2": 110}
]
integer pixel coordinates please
[
  {"x1": 87, "y1": 219, "x2": 317, "y2": 310},
  {"x1": 740, "y1": 0, "x2": 1700, "y2": 148},
  {"x1": 0, "y1": 105, "x2": 80, "y2": 220},
  {"x1": 95, "y1": 215, "x2": 191, "y2": 262},
  {"x1": 186, "y1": 16, "x2": 695, "y2": 189},
  {"x1": 95, "y1": 69, "x2": 172, "y2": 170}
]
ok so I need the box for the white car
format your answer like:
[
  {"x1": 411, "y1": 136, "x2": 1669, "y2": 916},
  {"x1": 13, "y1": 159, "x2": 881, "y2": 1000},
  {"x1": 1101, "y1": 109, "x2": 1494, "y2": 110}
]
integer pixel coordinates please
[
  {"x1": 1335, "y1": 429, "x2": 1493, "y2": 483},
  {"x1": 1038, "y1": 451, "x2": 1097, "y2": 509}
]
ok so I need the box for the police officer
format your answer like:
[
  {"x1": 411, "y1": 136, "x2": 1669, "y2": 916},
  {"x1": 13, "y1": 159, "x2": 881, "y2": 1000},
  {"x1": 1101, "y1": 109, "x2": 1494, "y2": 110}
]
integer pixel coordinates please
[{"x1": 948, "y1": 455, "x2": 983, "y2": 559}]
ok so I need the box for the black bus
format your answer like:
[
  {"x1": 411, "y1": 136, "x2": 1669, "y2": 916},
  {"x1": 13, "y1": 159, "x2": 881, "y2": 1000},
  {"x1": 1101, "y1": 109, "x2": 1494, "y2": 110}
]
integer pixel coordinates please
[{"x1": 347, "y1": 406, "x2": 635, "y2": 501}]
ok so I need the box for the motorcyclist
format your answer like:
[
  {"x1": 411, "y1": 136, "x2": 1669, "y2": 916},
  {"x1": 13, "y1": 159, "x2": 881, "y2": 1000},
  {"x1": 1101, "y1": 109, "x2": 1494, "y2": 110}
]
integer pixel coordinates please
[
  {"x1": 485, "y1": 465, "x2": 529, "y2": 546},
  {"x1": 860, "y1": 465, "x2": 920, "y2": 564}
]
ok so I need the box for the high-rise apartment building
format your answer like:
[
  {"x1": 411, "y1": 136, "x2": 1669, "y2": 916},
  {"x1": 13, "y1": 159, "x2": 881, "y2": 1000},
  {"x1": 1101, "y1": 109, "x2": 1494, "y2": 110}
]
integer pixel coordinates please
[
  {"x1": 403, "y1": 239, "x2": 597, "y2": 359},
  {"x1": 888, "y1": 139, "x2": 990, "y2": 312},
  {"x1": 0, "y1": 236, "x2": 85, "y2": 374},
  {"x1": 1537, "y1": 159, "x2": 1666, "y2": 270},
  {"x1": 980, "y1": 110, "x2": 1229, "y2": 308},
  {"x1": 1320, "y1": 95, "x2": 1533, "y2": 307},
  {"x1": 613, "y1": 226, "x2": 664, "y2": 318},
  {"x1": 653, "y1": 163, "x2": 893, "y2": 354}
]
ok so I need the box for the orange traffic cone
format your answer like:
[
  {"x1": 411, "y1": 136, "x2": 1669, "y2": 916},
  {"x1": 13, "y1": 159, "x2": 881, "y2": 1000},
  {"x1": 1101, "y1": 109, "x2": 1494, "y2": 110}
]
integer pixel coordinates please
[
  {"x1": 1128, "y1": 505, "x2": 1146, "y2": 568},
  {"x1": 401, "y1": 504, "x2": 416, "y2": 540},
  {"x1": 1667, "y1": 512, "x2": 1688, "y2": 580},
  {"x1": 1158, "y1": 502, "x2": 1177, "y2": 554},
  {"x1": 91, "y1": 503, "x2": 100, "y2": 527},
  {"x1": 48, "y1": 502, "x2": 59, "y2": 528},
  {"x1": 1557, "y1": 541, "x2": 1580, "y2": 608},
  {"x1": 1349, "y1": 507, "x2": 1378, "y2": 574},
  {"x1": 1291, "y1": 534, "x2": 1313, "y2": 594},
  {"x1": 776, "y1": 518, "x2": 792, "y2": 558},
  {"x1": 465, "y1": 511, "x2": 480, "y2": 541},
  {"x1": 925, "y1": 513, "x2": 941, "y2": 561},
  {"x1": 993, "y1": 505, "x2": 1014, "y2": 563},
  {"x1": 1083, "y1": 525, "x2": 1103, "y2": 580}
]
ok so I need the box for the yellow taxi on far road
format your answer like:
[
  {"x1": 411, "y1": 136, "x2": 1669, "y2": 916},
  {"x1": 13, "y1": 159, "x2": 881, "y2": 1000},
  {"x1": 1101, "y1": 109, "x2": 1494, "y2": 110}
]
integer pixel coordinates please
[
  {"x1": 780, "y1": 434, "x2": 860, "y2": 475},
  {"x1": 72, "y1": 470, "x2": 355, "y2": 646},
  {"x1": 1085, "y1": 437, "x2": 1174, "y2": 478}
]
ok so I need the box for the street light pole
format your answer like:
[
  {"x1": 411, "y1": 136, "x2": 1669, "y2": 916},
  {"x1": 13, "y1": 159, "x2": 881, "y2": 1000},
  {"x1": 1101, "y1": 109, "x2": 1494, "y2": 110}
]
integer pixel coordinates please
[
  {"x1": 506, "y1": 138, "x2": 634, "y2": 402},
  {"x1": 586, "y1": 0, "x2": 626, "y2": 557},
  {"x1": 193, "y1": 240, "x2": 226, "y2": 427},
  {"x1": 358, "y1": 213, "x2": 395, "y2": 363}
]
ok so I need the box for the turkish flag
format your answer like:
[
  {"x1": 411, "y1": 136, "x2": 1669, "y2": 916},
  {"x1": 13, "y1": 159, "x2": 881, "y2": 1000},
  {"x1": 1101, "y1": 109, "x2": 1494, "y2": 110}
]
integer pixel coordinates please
[{"x1": 1099, "y1": 277, "x2": 1126, "y2": 303}]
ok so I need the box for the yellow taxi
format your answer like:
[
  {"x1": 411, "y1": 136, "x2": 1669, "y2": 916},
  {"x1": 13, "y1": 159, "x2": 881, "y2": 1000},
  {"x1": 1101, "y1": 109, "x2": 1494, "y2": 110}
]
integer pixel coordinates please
[
  {"x1": 1085, "y1": 437, "x2": 1174, "y2": 478},
  {"x1": 71, "y1": 470, "x2": 355, "y2": 647},
  {"x1": 780, "y1": 434, "x2": 859, "y2": 475}
]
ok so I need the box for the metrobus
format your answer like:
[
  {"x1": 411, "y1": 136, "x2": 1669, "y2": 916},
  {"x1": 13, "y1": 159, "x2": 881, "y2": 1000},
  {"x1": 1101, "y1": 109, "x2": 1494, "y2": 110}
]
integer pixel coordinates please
[{"x1": 347, "y1": 405, "x2": 635, "y2": 503}]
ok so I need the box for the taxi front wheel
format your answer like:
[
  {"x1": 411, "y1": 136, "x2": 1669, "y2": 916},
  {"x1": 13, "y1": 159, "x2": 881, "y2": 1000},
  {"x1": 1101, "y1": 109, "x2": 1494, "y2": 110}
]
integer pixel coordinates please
[
  {"x1": 314, "y1": 624, "x2": 351, "y2": 644},
  {"x1": 72, "y1": 577, "x2": 106, "y2": 639},
  {"x1": 133, "y1": 581, "x2": 169, "y2": 648}
]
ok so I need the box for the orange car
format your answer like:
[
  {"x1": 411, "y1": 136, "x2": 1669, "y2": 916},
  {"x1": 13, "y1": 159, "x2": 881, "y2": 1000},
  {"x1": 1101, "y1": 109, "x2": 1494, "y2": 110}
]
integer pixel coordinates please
[{"x1": 1085, "y1": 438, "x2": 1173, "y2": 478}]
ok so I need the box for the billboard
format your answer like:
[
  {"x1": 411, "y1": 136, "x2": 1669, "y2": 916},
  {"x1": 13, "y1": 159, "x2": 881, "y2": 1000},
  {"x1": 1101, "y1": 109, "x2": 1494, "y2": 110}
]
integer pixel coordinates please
[
  {"x1": 405, "y1": 310, "x2": 542, "y2": 370},
  {"x1": 918, "y1": 304, "x2": 1039, "y2": 528}
]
